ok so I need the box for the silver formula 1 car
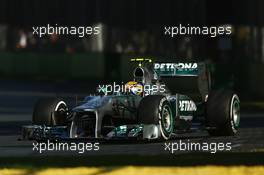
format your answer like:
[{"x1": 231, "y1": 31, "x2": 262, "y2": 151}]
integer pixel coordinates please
[{"x1": 22, "y1": 58, "x2": 240, "y2": 141}]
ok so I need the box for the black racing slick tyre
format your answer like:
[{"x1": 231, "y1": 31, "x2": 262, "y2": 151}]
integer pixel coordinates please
[
  {"x1": 32, "y1": 98, "x2": 68, "y2": 126},
  {"x1": 138, "y1": 95, "x2": 174, "y2": 140},
  {"x1": 206, "y1": 89, "x2": 240, "y2": 136}
]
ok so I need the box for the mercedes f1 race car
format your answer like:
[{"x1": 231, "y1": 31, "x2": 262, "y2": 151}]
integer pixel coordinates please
[{"x1": 22, "y1": 58, "x2": 240, "y2": 141}]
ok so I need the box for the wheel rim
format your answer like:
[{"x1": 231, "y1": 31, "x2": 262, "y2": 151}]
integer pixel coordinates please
[
  {"x1": 55, "y1": 101, "x2": 67, "y2": 111},
  {"x1": 52, "y1": 101, "x2": 67, "y2": 125},
  {"x1": 161, "y1": 105, "x2": 173, "y2": 134},
  {"x1": 232, "y1": 98, "x2": 240, "y2": 128},
  {"x1": 56, "y1": 104, "x2": 67, "y2": 114}
]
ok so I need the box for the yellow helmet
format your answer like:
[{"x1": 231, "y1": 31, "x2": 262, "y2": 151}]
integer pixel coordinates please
[{"x1": 125, "y1": 81, "x2": 143, "y2": 96}]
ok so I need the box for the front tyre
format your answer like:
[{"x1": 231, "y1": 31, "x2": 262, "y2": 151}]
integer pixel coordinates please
[
  {"x1": 138, "y1": 95, "x2": 174, "y2": 140},
  {"x1": 206, "y1": 90, "x2": 240, "y2": 136},
  {"x1": 32, "y1": 98, "x2": 68, "y2": 126}
]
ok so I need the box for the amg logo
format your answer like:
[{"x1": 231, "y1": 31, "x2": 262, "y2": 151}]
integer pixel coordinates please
[
  {"x1": 179, "y1": 100, "x2": 197, "y2": 111},
  {"x1": 154, "y1": 63, "x2": 198, "y2": 70}
]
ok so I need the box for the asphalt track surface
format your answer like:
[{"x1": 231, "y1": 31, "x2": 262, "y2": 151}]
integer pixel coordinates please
[{"x1": 0, "y1": 112, "x2": 263, "y2": 157}]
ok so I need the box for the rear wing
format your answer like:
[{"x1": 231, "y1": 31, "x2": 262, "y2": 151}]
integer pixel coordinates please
[
  {"x1": 154, "y1": 62, "x2": 198, "y2": 77},
  {"x1": 154, "y1": 62, "x2": 210, "y2": 101},
  {"x1": 129, "y1": 58, "x2": 210, "y2": 101}
]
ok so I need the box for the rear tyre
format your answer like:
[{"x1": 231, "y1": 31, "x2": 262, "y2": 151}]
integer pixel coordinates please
[
  {"x1": 32, "y1": 98, "x2": 68, "y2": 126},
  {"x1": 138, "y1": 95, "x2": 174, "y2": 139},
  {"x1": 206, "y1": 89, "x2": 240, "y2": 136}
]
